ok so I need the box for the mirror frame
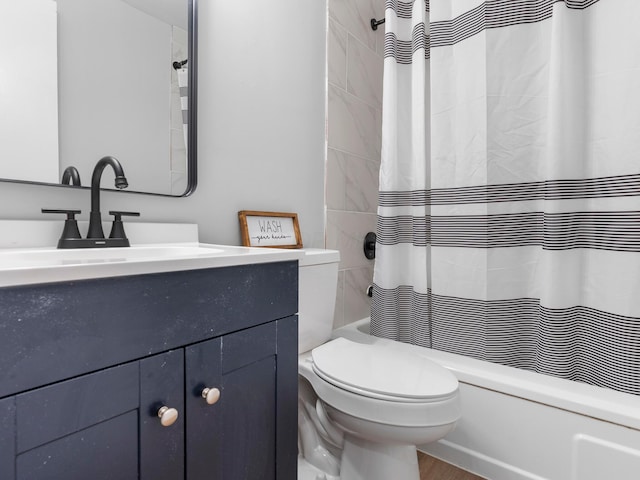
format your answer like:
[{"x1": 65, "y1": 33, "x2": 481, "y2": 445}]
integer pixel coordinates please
[
  {"x1": 0, "y1": 0, "x2": 198, "y2": 197},
  {"x1": 184, "y1": 0, "x2": 198, "y2": 196}
]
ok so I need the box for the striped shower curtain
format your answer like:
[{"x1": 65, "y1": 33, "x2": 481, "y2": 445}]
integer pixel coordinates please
[{"x1": 371, "y1": 0, "x2": 640, "y2": 396}]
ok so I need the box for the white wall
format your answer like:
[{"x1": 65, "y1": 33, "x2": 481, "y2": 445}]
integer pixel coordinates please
[{"x1": 0, "y1": 0, "x2": 327, "y2": 248}]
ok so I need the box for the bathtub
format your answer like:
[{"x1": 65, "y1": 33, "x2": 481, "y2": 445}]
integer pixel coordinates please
[{"x1": 334, "y1": 319, "x2": 640, "y2": 480}]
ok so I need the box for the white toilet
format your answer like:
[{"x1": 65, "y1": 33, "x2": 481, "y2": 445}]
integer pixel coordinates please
[{"x1": 297, "y1": 249, "x2": 461, "y2": 480}]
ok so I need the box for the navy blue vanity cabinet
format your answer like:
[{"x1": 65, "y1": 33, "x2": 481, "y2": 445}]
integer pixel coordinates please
[{"x1": 0, "y1": 261, "x2": 299, "y2": 480}]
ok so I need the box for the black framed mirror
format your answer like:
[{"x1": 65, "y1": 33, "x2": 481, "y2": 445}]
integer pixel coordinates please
[{"x1": 0, "y1": 0, "x2": 197, "y2": 196}]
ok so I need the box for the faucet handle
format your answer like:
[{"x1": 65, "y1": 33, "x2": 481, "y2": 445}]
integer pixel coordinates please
[
  {"x1": 42, "y1": 208, "x2": 81, "y2": 216},
  {"x1": 42, "y1": 209, "x2": 83, "y2": 244},
  {"x1": 109, "y1": 211, "x2": 140, "y2": 217},
  {"x1": 108, "y1": 211, "x2": 140, "y2": 241}
]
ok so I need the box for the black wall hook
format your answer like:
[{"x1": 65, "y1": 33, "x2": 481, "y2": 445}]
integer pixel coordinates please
[{"x1": 370, "y1": 18, "x2": 385, "y2": 30}]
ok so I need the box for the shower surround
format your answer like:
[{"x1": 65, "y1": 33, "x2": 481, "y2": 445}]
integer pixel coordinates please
[{"x1": 326, "y1": 0, "x2": 384, "y2": 328}]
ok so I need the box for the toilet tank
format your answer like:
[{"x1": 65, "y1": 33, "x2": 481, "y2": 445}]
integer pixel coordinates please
[{"x1": 298, "y1": 249, "x2": 340, "y2": 353}]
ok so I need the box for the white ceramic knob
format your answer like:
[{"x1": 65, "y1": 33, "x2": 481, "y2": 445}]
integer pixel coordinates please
[
  {"x1": 157, "y1": 406, "x2": 179, "y2": 427},
  {"x1": 201, "y1": 387, "x2": 221, "y2": 405}
]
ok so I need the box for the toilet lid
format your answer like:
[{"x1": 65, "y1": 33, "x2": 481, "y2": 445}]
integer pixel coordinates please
[{"x1": 311, "y1": 338, "x2": 458, "y2": 402}]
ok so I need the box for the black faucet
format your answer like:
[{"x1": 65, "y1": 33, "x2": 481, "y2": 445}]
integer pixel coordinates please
[
  {"x1": 43, "y1": 156, "x2": 139, "y2": 248},
  {"x1": 61, "y1": 166, "x2": 82, "y2": 186},
  {"x1": 87, "y1": 156, "x2": 129, "y2": 239}
]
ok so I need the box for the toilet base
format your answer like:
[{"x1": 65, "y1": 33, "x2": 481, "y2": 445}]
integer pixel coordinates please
[
  {"x1": 339, "y1": 434, "x2": 419, "y2": 480},
  {"x1": 298, "y1": 456, "x2": 340, "y2": 480}
]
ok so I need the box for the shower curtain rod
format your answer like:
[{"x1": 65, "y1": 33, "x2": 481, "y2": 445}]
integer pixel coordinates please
[
  {"x1": 173, "y1": 59, "x2": 188, "y2": 70},
  {"x1": 370, "y1": 17, "x2": 385, "y2": 30}
]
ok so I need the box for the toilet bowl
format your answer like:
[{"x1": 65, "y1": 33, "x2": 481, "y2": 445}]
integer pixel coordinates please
[{"x1": 297, "y1": 249, "x2": 461, "y2": 480}]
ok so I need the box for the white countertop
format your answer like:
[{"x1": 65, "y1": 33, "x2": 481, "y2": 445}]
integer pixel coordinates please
[{"x1": 0, "y1": 220, "x2": 304, "y2": 287}]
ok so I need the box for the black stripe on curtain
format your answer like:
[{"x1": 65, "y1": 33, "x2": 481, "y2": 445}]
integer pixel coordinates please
[
  {"x1": 372, "y1": 286, "x2": 640, "y2": 395},
  {"x1": 377, "y1": 211, "x2": 640, "y2": 251},
  {"x1": 371, "y1": 285, "x2": 432, "y2": 347},
  {"x1": 379, "y1": 173, "x2": 640, "y2": 206},
  {"x1": 431, "y1": 0, "x2": 602, "y2": 47},
  {"x1": 384, "y1": 24, "x2": 429, "y2": 64},
  {"x1": 385, "y1": 0, "x2": 422, "y2": 19},
  {"x1": 385, "y1": 0, "x2": 602, "y2": 64}
]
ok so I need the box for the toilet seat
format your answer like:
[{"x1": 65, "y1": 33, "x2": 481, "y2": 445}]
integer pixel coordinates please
[{"x1": 311, "y1": 338, "x2": 458, "y2": 403}]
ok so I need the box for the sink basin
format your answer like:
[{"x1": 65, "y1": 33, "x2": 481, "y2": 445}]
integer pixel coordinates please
[{"x1": 0, "y1": 242, "x2": 304, "y2": 287}]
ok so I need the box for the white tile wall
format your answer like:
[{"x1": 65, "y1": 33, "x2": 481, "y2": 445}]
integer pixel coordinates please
[
  {"x1": 328, "y1": 85, "x2": 382, "y2": 160},
  {"x1": 326, "y1": 0, "x2": 383, "y2": 328},
  {"x1": 345, "y1": 155, "x2": 379, "y2": 213},
  {"x1": 327, "y1": 148, "x2": 348, "y2": 210},
  {"x1": 326, "y1": 210, "x2": 377, "y2": 270},
  {"x1": 346, "y1": 34, "x2": 383, "y2": 108},
  {"x1": 328, "y1": 20, "x2": 347, "y2": 89},
  {"x1": 344, "y1": 265, "x2": 375, "y2": 325},
  {"x1": 329, "y1": 0, "x2": 378, "y2": 51}
]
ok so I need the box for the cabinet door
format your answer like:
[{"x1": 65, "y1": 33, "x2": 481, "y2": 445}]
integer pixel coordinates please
[
  {"x1": 140, "y1": 349, "x2": 185, "y2": 480},
  {"x1": 185, "y1": 337, "x2": 222, "y2": 479},
  {"x1": 186, "y1": 322, "x2": 279, "y2": 480},
  {"x1": 275, "y1": 315, "x2": 298, "y2": 480},
  {"x1": 0, "y1": 397, "x2": 15, "y2": 479},
  {"x1": 14, "y1": 362, "x2": 139, "y2": 480},
  {"x1": 222, "y1": 322, "x2": 279, "y2": 480}
]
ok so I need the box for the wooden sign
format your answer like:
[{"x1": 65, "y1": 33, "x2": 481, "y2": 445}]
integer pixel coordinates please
[{"x1": 238, "y1": 211, "x2": 303, "y2": 249}]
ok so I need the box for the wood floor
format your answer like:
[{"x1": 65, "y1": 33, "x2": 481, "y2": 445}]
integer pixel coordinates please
[{"x1": 418, "y1": 452, "x2": 486, "y2": 480}]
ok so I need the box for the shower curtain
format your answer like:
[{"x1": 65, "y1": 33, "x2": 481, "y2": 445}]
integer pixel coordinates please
[{"x1": 372, "y1": 0, "x2": 640, "y2": 396}]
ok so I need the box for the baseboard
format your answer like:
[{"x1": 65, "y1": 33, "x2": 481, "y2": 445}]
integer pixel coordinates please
[{"x1": 419, "y1": 440, "x2": 547, "y2": 480}]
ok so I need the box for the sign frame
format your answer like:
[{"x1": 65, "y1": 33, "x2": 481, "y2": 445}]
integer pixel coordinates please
[{"x1": 238, "y1": 210, "x2": 303, "y2": 249}]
